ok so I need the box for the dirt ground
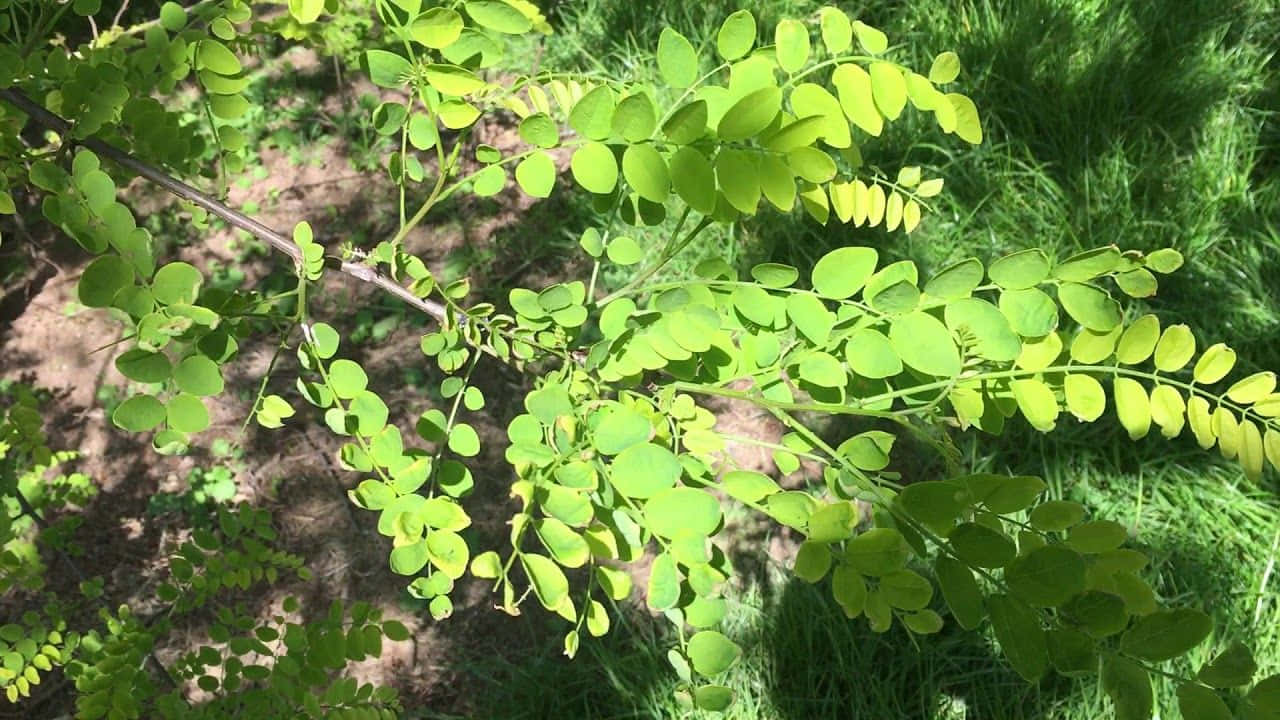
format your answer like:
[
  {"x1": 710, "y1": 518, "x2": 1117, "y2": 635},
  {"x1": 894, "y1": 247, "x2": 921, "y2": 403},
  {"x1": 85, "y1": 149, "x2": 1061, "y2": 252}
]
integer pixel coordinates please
[{"x1": 0, "y1": 68, "x2": 806, "y2": 716}]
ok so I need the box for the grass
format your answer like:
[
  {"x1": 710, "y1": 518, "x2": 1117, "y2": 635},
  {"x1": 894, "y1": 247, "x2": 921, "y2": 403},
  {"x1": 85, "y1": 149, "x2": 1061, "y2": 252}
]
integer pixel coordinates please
[{"x1": 456, "y1": 0, "x2": 1280, "y2": 717}]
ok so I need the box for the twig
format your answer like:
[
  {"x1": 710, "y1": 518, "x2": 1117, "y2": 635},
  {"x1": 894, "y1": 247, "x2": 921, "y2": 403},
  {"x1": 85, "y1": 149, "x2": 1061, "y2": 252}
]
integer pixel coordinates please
[
  {"x1": 0, "y1": 88, "x2": 449, "y2": 323},
  {"x1": 110, "y1": 0, "x2": 131, "y2": 31}
]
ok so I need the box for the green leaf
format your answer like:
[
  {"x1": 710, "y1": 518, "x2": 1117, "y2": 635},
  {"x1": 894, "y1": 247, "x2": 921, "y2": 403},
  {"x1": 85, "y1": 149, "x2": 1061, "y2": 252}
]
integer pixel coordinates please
[
  {"x1": 844, "y1": 328, "x2": 902, "y2": 379},
  {"x1": 535, "y1": 518, "x2": 589, "y2": 568},
  {"x1": 424, "y1": 528, "x2": 468, "y2": 579},
  {"x1": 753, "y1": 263, "x2": 800, "y2": 288},
  {"x1": 832, "y1": 64, "x2": 883, "y2": 136},
  {"x1": 716, "y1": 149, "x2": 761, "y2": 214},
  {"x1": 837, "y1": 425, "x2": 888, "y2": 470},
  {"x1": 988, "y1": 249, "x2": 1050, "y2": 289},
  {"x1": 606, "y1": 236, "x2": 644, "y2": 265},
  {"x1": 1115, "y1": 314, "x2": 1159, "y2": 365},
  {"x1": 988, "y1": 594, "x2": 1048, "y2": 682},
  {"x1": 515, "y1": 152, "x2": 556, "y2": 198},
  {"x1": 197, "y1": 39, "x2": 241, "y2": 75},
  {"x1": 1054, "y1": 247, "x2": 1123, "y2": 282},
  {"x1": 1116, "y1": 268, "x2": 1158, "y2": 298},
  {"x1": 646, "y1": 552, "x2": 681, "y2": 610},
  {"x1": 152, "y1": 261, "x2": 202, "y2": 305},
  {"x1": 831, "y1": 564, "x2": 867, "y2": 617},
  {"x1": 1058, "y1": 282, "x2": 1121, "y2": 332},
  {"x1": 1062, "y1": 590, "x2": 1128, "y2": 639},
  {"x1": 1011, "y1": 378, "x2": 1059, "y2": 431},
  {"x1": 1120, "y1": 609, "x2": 1213, "y2": 661},
  {"x1": 793, "y1": 542, "x2": 832, "y2": 583},
  {"x1": 786, "y1": 147, "x2": 836, "y2": 183},
  {"x1": 1177, "y1": 683, "x2": 1233, "y2": 720},
  {"x1": 112, "y1": 394, "x2": 166, "y2": 432},
  {"x1": 166, "y1": 393, "x2": 209, "y2": 433},
  {"x1": 663, "y1": 100, "x2": 708, "y2": 144},
  {"x1": 622, "y1": 145, "x2": 670, "y2": 203},
  {"x1": 718, "y1": 86, "x2": 781, "y2": 142},
  {"x1": 880, "y1": 569, "x2": 933, "y2": 610},
  {"x1": 1029, "y1": 500, "x2": 1086, "y2": 532},
  {"x1": 721, "y1": 471, "x2": 780, "y2": 503},
  {"x1": 812, "y1": 246, "x2": 877, "y2": 299},
  {"x1": 424, "y1": 64, "x2": 484, "y2": 96},
  {"x1": 115, "y1": 349, "x2": 171, "y2": 383},
  {"x1": 1194, "y1": 343, "x2": 1237, "y2": 384},
  {"x1": 411, "y1": 8, "x2": 464, "y2": 48},
  {"x1": 610, "y1": 443, "x2": 680, "y2": 498},
  {"x1": 1153, "y1": 324, "x2": 1195, "y2": 372},
  {"x1": 669, "y1": 147, "x2": 717, "y2": 214},
  {"x1": 389, "y1": 541, "x2": 430, "y2": 575},
  {"x1": 897, "y1": 481, "x2": 966, "y2": 536},
  {"x1": 159, "y1": 2, "x2": 187, "y2": 31},
  {"x1": 465, "y1": 0, "x2": 532, "y2": 33},
  {"x1": 949, "y1": 522, "x2": 1016, "y2": 568},
  {"x1": 946, "y1": 297, "x2": 1022, "y2": 362},
  {"x1": 716, "y1": 10, "x2": 756, "y2": 61},
  {"x1": 806, "y1": 501, "x2": 857, "y2": 542},
  {"x1": 852, "y1": 21, "x2": 888, "y2": 54},
  {"x1": 1101, "y1": 656, "x2": 1153, "y2": 720},
  {"x1": 328, "y1": 359, "x2": 368, "y2": 399},
  {"x1": 1006, "y1": 545, "x2": 1085, "y2": 607},
  {"x1": 518, "y1": 113, "x2": 559, "y2": 148},
  {"x1": 448, "y1": 423, "x2": 480, "y2": 457},
  {"x1": 612, "y1": 92, "x2": 658, "y2": 142},
  {"x1": 819, "y1": 7, "x2": 852, "y2": 54},
  {"x1": 1114, "y1": 377, "x2": 1152, "y2": 440},
  {"x1": 935, "y1": 556, "x2": 985, "y2": 630},
  {"x1": 925, "y1": 258, "x2": 984, "y2": 299},
  {"x1": 1227, "y1": 371, "x2": 1277, "y2": 403},
  {"x1": 657, "y1": 28, "x2": 698, "y2": 89},
  {"x1": 1047, "y1": 628, "x2": 1097, "y2": 675},
  {"x1": 1066, "y1": 520, "x2": 1127, "y2": 554},
  {"x1": 1199, "y1": 642, "x2": 1257, "y2": 688},
  {"x1": 843, "y1": 528, "x2": 910, "y2": 576},
  {"x1": 1145, "y1": 248, "x2": 1184, "y2": 273},
  {"x1": 960, "y1": 474, "x2": 1045, "y2": 513},
  {"x1": 1064, "y1": 373, "x2": 1106, "y2": 422},
  {"x1": 778, "y1": 87, "x2": 847, "y2": 148},
  {"x1": 79, "y1": 256, "x2": 134, "y2": 308},
  {"x1": 570, "y1": 142, "x2": 618, "y2": 194},
  {"x1": 774, "y1": 19, "x2": 810, "y2": 73},
  {"x1": 903, "y1": 609, "x2": 944, "y2": 635},
  {"x1": 525, "y1": 385, "x2": 573, "y2": 424},
  {"x1": 687, "y1": 631, "x2": 740, "y2": 676},
  {"x1": 999, "y1": 288, "x2": 1058, "y2": 338},
  {"x1": 948, "y1": 93, "x2": 983, "y2": 144},
  {"x1": 174, "y1": 355, "x2": 224, "y2": 396},
  {"x1": 364, "y1": 50, "x2": 410, "y2": 88},
  {"x1": 869, "y1": 62, "x2": 907, "y2": 120},
  {"x1": 890, "y1": 311, "x2": 961, "y2": 377},
  {"x1": 1245, "y1": 675, "x2": 1280, "y2": 720},
  {"x1": 929, "y1": 51, "x2": 961, "y2": 83},
  {"x1": 797, "y1": 352, "x2": 845, "y2": 388},
  {"x1": 644, "y1": 488, "x2": 722, "y2": 538},
  {"x1": 522, "y1": 553, "x2": 569, "y2": 610},
  {"x1": 694, "y1": 686, "x2": 734, "y2": 711},
  {"x1": 569, "y1": 85, "x2": 615, "y2": 140}
]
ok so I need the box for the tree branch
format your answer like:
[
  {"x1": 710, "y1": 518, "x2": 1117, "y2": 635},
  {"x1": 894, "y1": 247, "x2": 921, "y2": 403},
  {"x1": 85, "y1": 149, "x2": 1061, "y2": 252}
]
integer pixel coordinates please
[{"x1": 0, "y1": 87, "x2": 448, "y2": 323}]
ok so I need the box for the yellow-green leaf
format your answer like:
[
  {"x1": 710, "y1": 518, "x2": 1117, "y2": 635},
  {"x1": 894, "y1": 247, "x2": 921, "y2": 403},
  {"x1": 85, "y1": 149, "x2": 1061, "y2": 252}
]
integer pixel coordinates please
[
  {"x1": 1113, "y1": 377, "x2": 1151, "y2": 440},
  {"x1": 869, "y1": 62, "x2": 907, "y2": 120},
  {"x1": 1153, "y1": 324, "x2": 1195, "y2": 372},
  {"x1": 1064, "y1": 374, "x2": 1106, "y2": 422},
  {"x1": 774, "y1": 19, "x2": 810, "y2": 73}
]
